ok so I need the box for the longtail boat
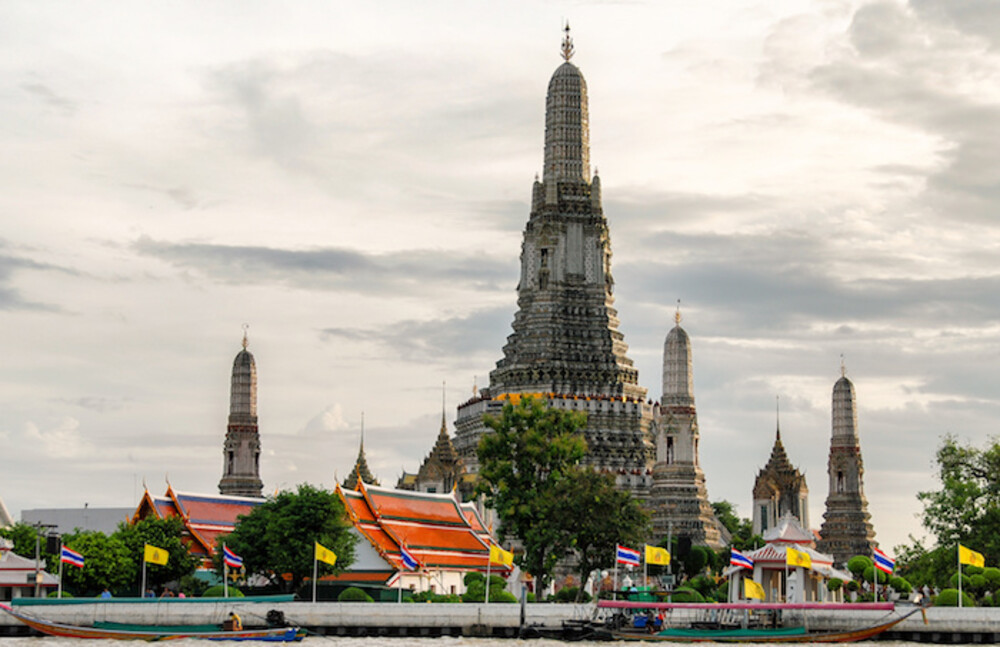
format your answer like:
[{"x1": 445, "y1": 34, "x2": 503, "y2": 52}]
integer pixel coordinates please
[
  {"x1": 0, "y1": 603, "x2": 304, "y2": 642},
  {"x1": 598, "y1": 600, "x2": 926, "y2": 643}
]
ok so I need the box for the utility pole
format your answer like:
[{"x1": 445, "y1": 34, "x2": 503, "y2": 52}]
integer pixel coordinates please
[{"x1": 32, "y1": 522, "x2": 58, "y2": 598}]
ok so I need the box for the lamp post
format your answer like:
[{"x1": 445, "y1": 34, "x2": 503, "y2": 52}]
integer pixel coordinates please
[{"x1": 32, "y1": 522, "x2": 58, "y2": 598}]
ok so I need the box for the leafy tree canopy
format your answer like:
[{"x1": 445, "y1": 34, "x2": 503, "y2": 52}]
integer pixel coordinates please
[
  {"x1": 220, "y1": 483, "x2": 356, "y2": 593},
  {"x1": 556, "y1": 466, "x2": 649, "y2": 600},
  {"x1": 476, "y1": 396, "x2": 588, "y2": 593},
  {"x1": 115, "y1": 516, "x2": 200, "y2": 589},
  {"x1": 0, "y1": 522, "x2": 40, "y2": 559},
  {"x1": 712, "y1": 500, "x2": 762, "y2": 552},
  {"x1": 59, "y1": 531, "x2": 134, "y2": 596},
  {"x1": 917, "y1": 435, "x2": 1000, "y2": 562}
]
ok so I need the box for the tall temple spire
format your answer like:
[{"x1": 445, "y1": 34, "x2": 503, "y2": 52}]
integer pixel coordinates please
[
  {"x1": 818, "y1": 365, "x2": 876, "y2": 565},
  {"x1": 219, "y1": 329, "x2": 264, "y2": 497},
  {"x1": 455, "y1": 26, "x2": 652, "y2": 488},
  {"x1": 652, "y1": 307, "x2": 723, "y2": 548},
  {"x1": 543, "y1": 25, "x2": 590, "y2": 183}
]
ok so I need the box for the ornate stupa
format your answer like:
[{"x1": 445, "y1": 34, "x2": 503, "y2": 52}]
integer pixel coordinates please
[
  {"x1": 752, "y1": 403, "x2": 809, "y2": 535},
  {"x1": 454, "y1": 26, "x2": 654, "y2": 493},
  {"x1": 343, "y1": 414, "x2": 379, "y2": 490},
  {"x1": 218, "y1": 329, "x2": 264, "y2": 498},
  {"x1": 649, "y1": 306, "x2": 723, "y2": 547},
  {"x1": 398, "y1": 388, "x2": 468, "y2": 495},
  {"x1": 816, "y1": 362, "x2": 876, "y2": 565}
]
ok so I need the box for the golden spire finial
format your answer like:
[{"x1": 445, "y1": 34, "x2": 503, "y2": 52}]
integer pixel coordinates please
[
  {"x1": 675, "y1": 299, "x2": 682, "y2": 325},
  {"x1": 241, "y1": 323, "x2": 249, "y2": 349},
  {"x1": 473, "y1": 375, "x2": 478, "y2": 397},
  {"x1": 840, "y1": 354, "x2": 846, "y2": 378},
  {"x1": 561, "y1": 22, "x2": 574, "y2": 61}
]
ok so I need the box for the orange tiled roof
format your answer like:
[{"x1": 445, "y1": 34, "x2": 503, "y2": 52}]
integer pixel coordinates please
[{"x1": 338, "y1": 482, "x2": 509, "y2": 574}]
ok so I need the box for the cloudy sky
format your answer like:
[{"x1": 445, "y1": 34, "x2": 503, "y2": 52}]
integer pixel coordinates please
[{"x1": 2, "y1": 0, "x2": 998, "y2": 553}]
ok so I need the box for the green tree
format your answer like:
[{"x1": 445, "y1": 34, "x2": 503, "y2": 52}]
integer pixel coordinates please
[
  {"x1": 220, "y1": 483, "x2": 356, "y2": 593},
  {"x1": 917, "y1": 435, "x2": 1000, "y2": 563},
  {"x1": 0, "y1": 522, "x2": 40, "y2": 559},
  {"x1": 895, "y1": 536, "x2": 955, "y2": 589},
  {"x1": 554, "y1": 467, "x2": 649, "y2": 601},
  {"x1": 59, "y1": 531, "x2": 134, "y2": 596},
  {"x1": 476, "y1": 396, "x2": 588, "y2": 595},
  {"x1": 114, "y1": 516, "x2": 200, "y2": 590}
]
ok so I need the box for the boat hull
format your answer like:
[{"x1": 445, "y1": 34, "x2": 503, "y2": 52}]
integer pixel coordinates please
[{"x1": 0, "y1": 604, "x2": 303, "y2": 641}]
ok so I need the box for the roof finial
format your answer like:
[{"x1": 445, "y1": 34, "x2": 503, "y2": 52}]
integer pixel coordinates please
[
  {"x1": 775, "y1": 395, "x2": 781, "y2": 441},
  {"x1": 241, "y1": 323, "x2": 249, "y2": 349},
  {"x1": 840, "y1": 353, "x2": 846, "y2": 378},
  {"x1": 442, "y1": 381, "x2": 447, "y2": 424},
  {"x1": 473, "y1": 375, "x2": 478, "y2": 397},
  {"x1": 360, "y1": 411, "x2": 365, "y2": 449},
  {"x1": 675, "y1": 299, "x2": 682, "y2": 326},
  {"x1": 561, "y1": 22, "x2": 574, "y2": 61}
]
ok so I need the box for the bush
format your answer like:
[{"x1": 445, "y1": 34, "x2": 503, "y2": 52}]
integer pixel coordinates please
[
  {"x1": 464, "y1": 572, "x2": 484, "y2": 587},
  {"x1": 846, "y1": 580, "x2": 859, "y2": 592},
  {"x1": 862, "y1": 567, "x2": 888, "y2": 584},
  {"x1": 412, "y1": 591, "x2": 461, "y2": 603},
  {"x1": 889, "y1": 576, "x2": 912, "y2": 595},
  {"x1": 966, "y1": 565, "x2": 984, "y2": 576},
  {"x1": 202, "y1": 585, "x2": 243, "y2": 597},
  {"x1": 526, "y1": 592, "x2": 536, "y2": 603},
  {"x1": 983, "y1": 568, "x2": 1000, "y2": 590},
  {"x1": 847, "y1": 556, "x2": 873, "y2": 578},
  {"x1": 687, "y1": 574, "x2": 716, "y2": 599},
  {"x1": 337, "y1": 587, "x2": 373, "y2": 602},
  {"x1": 47, "y1": 591, "x2": 73, "y2": 598},
  {"x1": 934, "y1": 588, "x2": 975, "y2": 607},
  {"x1": 827, "y1": 578, "x2": 843, "y2": 592},
  {"x1": 670, "y1": 587, "x2": 705, "y2": 603}
]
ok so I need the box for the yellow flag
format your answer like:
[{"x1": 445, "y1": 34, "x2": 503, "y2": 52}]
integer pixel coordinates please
[
  {"x1": 786, "y1": 546, "x2": 812, "y2": 569},
  {"x1": 489, "y1": 544, "x2": 514, "y2": 567},
  {"x1": 645, "y1": 544, "x2": 671, "y2": 566},
  {"x1": 959, "y1": 544, "x2": 985, "y2": 568},
  {"x1": 315, "y1": 542, "x2": 337, "y2": 566},
  {"x1": 744, "y1": 578, "x2": 766, "y2": 600},
  {"x1": 143, "y1": 544, "x2": 168, "y2": 566}
]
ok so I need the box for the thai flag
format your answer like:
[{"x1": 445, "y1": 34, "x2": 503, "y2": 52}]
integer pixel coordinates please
[
  {"x1": 400, "y1": 545, "x2": 419, "y2": 571},
  {"x1": 730, "y1": 549, "x2": 754, "y2": 570},
  {"x1": 616, "y1": 544, "x2": 641, "y2": 567},
  {"x1": 223, "y1": 545, "x2": 243, "y2": 569},
  {"x1": 60, "y1": 546, "x2": 85, "y2": 568},
  {"x1": 873, "y1": 547, "x2": 894, "y2": 575}
]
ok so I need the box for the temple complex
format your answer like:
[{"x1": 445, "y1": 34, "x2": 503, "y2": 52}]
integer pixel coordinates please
[
  {"x1": 649, "y1": 309, "x2": 724, "y2": 548},
  {"x1": 816, "y1": 366, "x2": 877, "y2": 566},
  {"x1": 218, "y1": 330, "x2": 264, "y2": 498},
  {"x1": 752, "y1": 415, "x2": 810, "y2": 536},
  {"x1": 454, "y1": 26, "x2": 655, "y2": 498}
]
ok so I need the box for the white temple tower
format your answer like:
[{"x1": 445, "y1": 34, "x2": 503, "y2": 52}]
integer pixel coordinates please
[
  {"x1": 218, "y1": 331, "x2": 264, "y2": 498},
  {"x1": 649, "y1": 309, "x2": 723, "y2": 548},
  {"x1": 816, "y1": 365, "x2": 876, "y2": 565}
]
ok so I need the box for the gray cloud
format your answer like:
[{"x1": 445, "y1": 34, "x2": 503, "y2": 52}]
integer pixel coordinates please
[
  {"x1": 133, "y1": 237, "x2": 516, "y2": 296},
  {"x1": 0, "y1": 247, "x2": 70, "y2": 312},
  {"x1": 20, "y1": 82, "x2": 76, "y2": 115},
  {"x1": 321, "y1": 306, "x2": 513, "y2": 366}
]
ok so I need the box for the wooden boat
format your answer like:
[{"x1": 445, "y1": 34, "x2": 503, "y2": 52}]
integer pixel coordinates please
[
  {"x1": 0, "y1": 603, "x2": 304, "y2": 641},
  {"x1": 598, "y1": 600, "x2": 925, "y2": 643}
]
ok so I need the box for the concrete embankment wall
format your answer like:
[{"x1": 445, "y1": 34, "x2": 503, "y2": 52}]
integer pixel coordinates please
[
  {"x1": 0, "y1": 600, "x2": 593, "y2": 638},
  {"x1": 5, "y1": 601, "x2": 1000, "y2": 642}
]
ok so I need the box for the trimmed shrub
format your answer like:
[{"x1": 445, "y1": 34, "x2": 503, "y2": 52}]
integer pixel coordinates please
[
  {"x1": 827, "y1": 578, "x2": 843, "y2": 592},
  {"x1": 846, "y1": 580, "x2": 860, "y2": 592},
  {"x1": 966, "y1": 565, "x2": 984, "y2": 576},
  {"x1": 983, "y1": 567, "x2": 1000, "y2": 590},
  {"x1": 47, "y1": 591, "x2": 73, "y2": 598},
  {"x1": 464, "y1": 572, "x2": 484, "y2": 587},
  {"x1": 338, "y1": 587, "x2": 373, "y2": 602},
  {"x1": 889, "y1": 576, "x2": 912, "y2": 595},
  {"x1": 670, "y1": 587, "x2": 705, "y2": 603},
  {"x1": 847, "y1": 556, "x2": 873, "y2": 578},
  {"x1": 202, "y1": 585, "x2": 243, "y2": 597},
  {"x1": 934, "y1": 588, "x2": 975, "y2": 607},
  {"x1": 862, "y1": 566, "x2": 888, "y2": 584}
]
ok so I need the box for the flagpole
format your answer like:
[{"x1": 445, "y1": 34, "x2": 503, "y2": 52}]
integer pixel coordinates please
[
  {"x1": 485, "y1": 554, "x2": 491, "y2": 604},
  {"x1": 613, "y1": 558, "x2": 618, "y2": 602},
  {"x1": 141, "y1": 559, "x2": 147, "y2": 598},
  {"x1": 958, "y1": 545, "x2": 963, "y2": 609},
  {"x1": 398, "y1": 566, "x2": 403, "y2": 604},
  {"x1": 312, "y1": 552, "x2": 318, "y2": 603},
  {"x1": 58, "y1": 555, "x2": 63, "y2": 599}
]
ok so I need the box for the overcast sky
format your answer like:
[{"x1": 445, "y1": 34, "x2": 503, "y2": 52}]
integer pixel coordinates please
[{"x1": 1, "y1": 0, "x2": 998, "y2": 554}]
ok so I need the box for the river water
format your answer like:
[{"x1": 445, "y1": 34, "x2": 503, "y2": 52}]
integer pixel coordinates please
[{"x1": 0, "y1": 639, "x2": 919, "y2": 646}]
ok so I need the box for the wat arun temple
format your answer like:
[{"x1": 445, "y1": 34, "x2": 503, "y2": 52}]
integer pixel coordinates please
[
  {"x1": 453, "y1": 28, "x2": 724, "y2": 549},
  {"x1": 343, "y1": 27, "x2": 875, "y2": 559}
]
